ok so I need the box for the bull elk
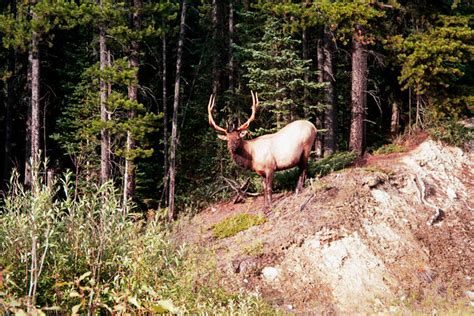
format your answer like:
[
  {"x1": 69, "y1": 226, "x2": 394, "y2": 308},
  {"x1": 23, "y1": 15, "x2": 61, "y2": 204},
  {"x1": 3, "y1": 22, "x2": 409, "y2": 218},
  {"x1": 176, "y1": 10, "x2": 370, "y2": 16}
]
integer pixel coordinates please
[{"x1": 208, "y1": 91, "x2": 317, "y2": 207}]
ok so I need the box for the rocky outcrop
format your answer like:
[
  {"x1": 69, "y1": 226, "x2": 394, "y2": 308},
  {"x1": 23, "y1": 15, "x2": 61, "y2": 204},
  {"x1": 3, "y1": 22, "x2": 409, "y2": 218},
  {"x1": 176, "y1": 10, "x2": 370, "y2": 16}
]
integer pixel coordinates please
[{"x1": 177, "y1": 139, "x2": 473, "y2": 314}]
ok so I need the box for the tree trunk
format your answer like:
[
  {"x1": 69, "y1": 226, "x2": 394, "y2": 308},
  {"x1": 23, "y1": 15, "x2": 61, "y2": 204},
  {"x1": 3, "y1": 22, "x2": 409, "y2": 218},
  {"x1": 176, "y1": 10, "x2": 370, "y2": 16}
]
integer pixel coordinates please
[
  {"x1": 228, "y1": 0, "x2": 234, "y2": 92},
  {"x1": 212, "y1": 0, "x2": 221, "y2": 95},
  {"x1": 408, "y1": 87, "x2": 412, "y2": 127},
  {"x1": 162, "y1": 29, "x2": 169, "y2": 207},
  {"x1": 302, "y1": 28, "x2": 309, "y2": 113},
  {"x1": 29, "y1": 10, "x2": 41, "y2": 188},
  {"x1": 390, "y1": 100, "x2": 399, "y2": 138},
  {"x1": 415, "y1": 93, "x2": 421, "y2": 128},
  {"x1": 349, "y1": 35, "x2": 367, "y2": 156},
  {"x1": 314, "y1": 33, "x2": 324, "y2": 157},
  {"x1": 168, "y1": 0, "x2": 187, "y2": 221},
  {"x1": 99, "y1": 14, "x2": 110, "y2": 184},
  {"x1": 322, "y1": 26, "x2": 336, "y2": 156},
  {"x1": 25, "y1": 64, "x2": 32, "y2": 185},
  {"x1": 123, "y1": 0, "x2": 141, "y2": 208}
]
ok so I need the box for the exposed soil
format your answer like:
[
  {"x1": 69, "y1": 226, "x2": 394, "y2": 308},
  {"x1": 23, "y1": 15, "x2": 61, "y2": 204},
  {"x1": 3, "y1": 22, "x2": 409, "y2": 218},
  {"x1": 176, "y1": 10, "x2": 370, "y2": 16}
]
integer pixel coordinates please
[{"x1": 173, "y1": 138, "x2": 474, "y2": 314}]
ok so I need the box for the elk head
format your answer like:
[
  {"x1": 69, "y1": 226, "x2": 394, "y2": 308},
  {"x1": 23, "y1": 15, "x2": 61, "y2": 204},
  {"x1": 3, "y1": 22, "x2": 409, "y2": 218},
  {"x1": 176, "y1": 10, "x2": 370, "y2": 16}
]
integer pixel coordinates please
[{"x1": 207, "y1": 91, "x2": 258, "y2": 152}]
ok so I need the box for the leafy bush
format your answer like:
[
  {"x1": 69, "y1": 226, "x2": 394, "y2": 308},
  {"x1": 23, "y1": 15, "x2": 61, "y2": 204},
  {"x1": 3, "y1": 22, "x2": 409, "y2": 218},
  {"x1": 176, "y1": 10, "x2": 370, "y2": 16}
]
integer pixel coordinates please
[
  {"x1": 0, "y1": 164, "x2": 273, "y2": 314},
  {"x1": 429, "y1": 120, "x2": 474, "y2": 147},
  {"x1": 273, "y1": 151, "x2": 357, "y2": 191},
  {"x1": 372, "y1": 143, "x2": 405, "y2": 155},
  {"x1": 309, "y1": 151, "x2": 358, "y2": 177},
  {"x1": 213, "y1": 213, "x2": 266, "y2": 239}
]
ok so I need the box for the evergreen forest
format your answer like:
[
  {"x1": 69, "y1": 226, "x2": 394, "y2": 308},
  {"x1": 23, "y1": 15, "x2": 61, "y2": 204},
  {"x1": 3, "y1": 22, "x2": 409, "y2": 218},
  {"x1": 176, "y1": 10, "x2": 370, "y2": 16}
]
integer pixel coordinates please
[{"x1": 0, "y1": 0, "x2": 472, "y2": 313}]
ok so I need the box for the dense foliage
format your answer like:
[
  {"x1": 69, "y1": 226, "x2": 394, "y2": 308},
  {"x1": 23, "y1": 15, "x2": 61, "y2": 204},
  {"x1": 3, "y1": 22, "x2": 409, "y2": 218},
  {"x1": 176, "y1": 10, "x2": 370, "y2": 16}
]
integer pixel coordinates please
[
  {"x1": 0, "y1": 163, "x2": 273, "y2": 313},
  {"x1": 0, "y1": 0, "x2": 472, "y2": 211}
]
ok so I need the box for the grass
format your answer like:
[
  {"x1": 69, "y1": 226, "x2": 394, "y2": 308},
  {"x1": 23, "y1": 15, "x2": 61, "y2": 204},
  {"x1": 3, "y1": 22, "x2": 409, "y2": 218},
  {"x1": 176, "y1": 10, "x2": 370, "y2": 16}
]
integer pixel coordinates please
[
  {"x1": 243, "y1": 241, "x2": 265, "y2": 256},
  {"x1": 0, "y1": 163, "x2": 274, "y2": 315},
  {"x1": 372, "y1": 143, "x2": 405, "y2": 155},
  {"x1": 390, "y1": 288, "x2": 473, "y2": 315},
  {"x1": 213, "y1": 213, "x2": 266, "y2": 239}
]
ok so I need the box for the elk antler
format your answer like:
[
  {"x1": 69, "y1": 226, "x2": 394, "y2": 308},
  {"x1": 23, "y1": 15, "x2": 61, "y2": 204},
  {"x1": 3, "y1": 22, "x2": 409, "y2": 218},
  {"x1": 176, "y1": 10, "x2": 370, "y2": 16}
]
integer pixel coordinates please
[
  {"x1": 208, "y1": 94, "x2": 227, "y2": 134},
  {"x1": 237, "y1": 91, "x2": 258, "y2": 131}
]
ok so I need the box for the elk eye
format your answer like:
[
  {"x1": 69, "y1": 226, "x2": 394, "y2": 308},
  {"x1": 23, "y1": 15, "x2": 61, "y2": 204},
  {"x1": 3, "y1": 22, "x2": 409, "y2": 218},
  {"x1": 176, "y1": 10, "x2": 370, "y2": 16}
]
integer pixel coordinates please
[{"x1": 239, "y1": 130, "x2": 248, "y2": 138}]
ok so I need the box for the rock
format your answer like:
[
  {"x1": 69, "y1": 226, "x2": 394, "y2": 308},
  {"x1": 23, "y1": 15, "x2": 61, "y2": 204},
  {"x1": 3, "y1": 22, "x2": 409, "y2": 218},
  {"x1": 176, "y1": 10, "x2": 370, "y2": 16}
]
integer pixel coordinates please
[
  {"x1": 262, "y1": 266, "x2": 279, "y2": 281},
  {"x1": 371, "y1": 189, "x2": 390, "y2": 205},
  {"x1": 446, "y1": 187, "x2": 457, "y2": 200},
  {"x1": 177, "y1": 138, "x2": 474, "y2": 314},
  {"x1": 232, "y1": 257, "x2": 258, "y2": 275},
  {"x1": 465, "y1": 290, "x2": 474, "y2": 300},
  {"x1": 366, "y1": 175, "x2": 383, "y2": 188}
]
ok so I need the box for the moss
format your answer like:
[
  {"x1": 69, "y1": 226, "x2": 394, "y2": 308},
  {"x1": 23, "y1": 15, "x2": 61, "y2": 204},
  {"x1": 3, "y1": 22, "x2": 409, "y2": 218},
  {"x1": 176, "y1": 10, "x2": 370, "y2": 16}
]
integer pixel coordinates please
[
  {"x1": 361, "y1": 166, "x2": 395, "y2": 176},
  {"x1": 213, "y1": 213, "x2": 266, "y2": 239},
  {"x1": 372, "y1": 143, "x2": 405, "y2": 155},
  {"x1": 243, "y1": 241, "x2": 265, "y2": 256}
]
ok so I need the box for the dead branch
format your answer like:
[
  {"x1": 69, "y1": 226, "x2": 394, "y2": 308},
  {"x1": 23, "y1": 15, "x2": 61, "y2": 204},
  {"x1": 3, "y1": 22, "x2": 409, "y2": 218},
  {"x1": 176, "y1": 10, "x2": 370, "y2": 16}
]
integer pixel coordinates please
[
  {"x1": 221, "y1": 176, "x2": 259, "y2": 203},
  {"x1": 299, "y1": 193, "x2": 316, "y2": 212}
]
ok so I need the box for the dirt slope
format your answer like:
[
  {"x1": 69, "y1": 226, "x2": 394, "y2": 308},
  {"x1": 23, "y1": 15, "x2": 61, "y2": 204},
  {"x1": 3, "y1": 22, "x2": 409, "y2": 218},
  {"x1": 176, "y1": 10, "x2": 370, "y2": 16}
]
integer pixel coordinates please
[{"x1": 174, "y1": 139, "x2": 473, "y2": 314}]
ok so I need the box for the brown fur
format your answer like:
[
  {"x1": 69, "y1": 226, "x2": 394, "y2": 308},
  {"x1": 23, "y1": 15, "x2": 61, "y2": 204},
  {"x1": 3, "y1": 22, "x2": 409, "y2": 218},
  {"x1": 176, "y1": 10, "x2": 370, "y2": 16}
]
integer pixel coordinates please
[
  {"x1": 220, "y1": 121, "x2": 317, "y2": 207},
  {"x1": 208, "y1": 93, "x2": 317, "y2": 207}
]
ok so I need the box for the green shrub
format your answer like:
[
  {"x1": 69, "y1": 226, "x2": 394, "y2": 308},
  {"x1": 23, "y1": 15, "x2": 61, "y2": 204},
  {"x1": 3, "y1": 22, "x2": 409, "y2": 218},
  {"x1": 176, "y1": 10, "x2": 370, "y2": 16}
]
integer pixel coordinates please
[
  {"x1": 213, "y1": 213, "x2": 266, "y2": 239},
  {"x1": 0, "y1": 164, "x2": 273, "y2": 314},
  {"x1": 310, "y1": 151, "x2": 358, "y2": 177},
  {"x1": 429, "y1": 120, "x2": 474, "y2": 147},
  {"x1": 372, "y1": 143, "x2": 405, "y2": 155},
  {"x1": 272, "y1": 151, "x2": 357, "y2": 191}
]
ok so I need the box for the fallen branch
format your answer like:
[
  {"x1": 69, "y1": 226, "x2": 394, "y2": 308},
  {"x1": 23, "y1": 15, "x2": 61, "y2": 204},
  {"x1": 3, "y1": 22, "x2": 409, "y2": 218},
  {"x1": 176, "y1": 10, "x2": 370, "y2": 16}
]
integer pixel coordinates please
[
  {"x1": 221, "y1": 177, "x2": 259, "y2": 203},
  {"x1": 412, "y1": 175, "x2": 445, "y2": 226},
  {"x1": 299, "y1": 194, "x2": 316, "y2": 212}
]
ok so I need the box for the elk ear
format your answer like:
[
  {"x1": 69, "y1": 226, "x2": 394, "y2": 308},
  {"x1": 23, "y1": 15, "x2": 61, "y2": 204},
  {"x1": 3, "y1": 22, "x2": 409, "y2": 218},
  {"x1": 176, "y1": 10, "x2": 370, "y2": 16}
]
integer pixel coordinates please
[
  {"x1": 239, "y1": 130, "x2": 248, "y2": 138},
  {"x1": 217, "y1": 134, "x2": 227, "y2": 141}
]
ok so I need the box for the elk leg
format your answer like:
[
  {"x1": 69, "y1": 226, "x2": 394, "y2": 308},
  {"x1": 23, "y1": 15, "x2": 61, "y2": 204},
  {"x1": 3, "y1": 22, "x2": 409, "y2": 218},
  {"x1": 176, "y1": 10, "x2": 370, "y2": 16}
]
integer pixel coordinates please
[
  {"x1": 262, "y1": 171, "x2": 274, "y2": 208},
  {"x1": 266, "y1": 171, "x2": 274, "y2": 206},
  {"x1": 261, "y1": 176, "x2": 268, "y2": 207},
  {"x1": 296, "y1": 155, "x2": 308, "y2": 194}
]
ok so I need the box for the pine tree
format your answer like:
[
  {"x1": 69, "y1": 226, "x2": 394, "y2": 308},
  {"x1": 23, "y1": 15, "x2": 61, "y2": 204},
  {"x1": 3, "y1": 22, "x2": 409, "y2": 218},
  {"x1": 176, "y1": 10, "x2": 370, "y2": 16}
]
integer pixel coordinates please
[
  {"x1": 388, "y1": 14, "x2": 473, "y2": 124},
  {"x1": 168, "y1": 0, "x2": 187, "y2": 221},
  {"x1": 51, "y1": 1, "x2": 167, "y2": 194},
  {"x1": 0, "y1": 0, "x2": 81, "y2": 185},
  {"x1": 123, "y1": 0, "x2": 142, "y2": 208},
  {"x1": 1, "y1": 0, "x2": 17, "y2": 189},
  {"x1": 238, "y1": 15, "x2": 324, "y2": 131},
  {"x1": 318, "y1": 0, "x2": 386, "y2": 155}
]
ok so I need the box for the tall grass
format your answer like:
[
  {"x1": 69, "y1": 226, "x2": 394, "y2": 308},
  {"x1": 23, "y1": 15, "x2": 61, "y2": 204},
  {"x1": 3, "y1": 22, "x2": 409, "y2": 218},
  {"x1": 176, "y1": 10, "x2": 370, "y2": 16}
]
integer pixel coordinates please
[{"x1": 0, "y1": 163, "x2": 272, "y2": 314}]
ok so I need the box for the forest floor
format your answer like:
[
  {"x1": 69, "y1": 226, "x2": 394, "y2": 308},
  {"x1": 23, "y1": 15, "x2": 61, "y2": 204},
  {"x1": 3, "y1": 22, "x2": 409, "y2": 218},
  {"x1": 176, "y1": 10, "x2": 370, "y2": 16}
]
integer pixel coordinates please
[{"x1": 173, "y1": 136, "x2": 474, "y2": 314}]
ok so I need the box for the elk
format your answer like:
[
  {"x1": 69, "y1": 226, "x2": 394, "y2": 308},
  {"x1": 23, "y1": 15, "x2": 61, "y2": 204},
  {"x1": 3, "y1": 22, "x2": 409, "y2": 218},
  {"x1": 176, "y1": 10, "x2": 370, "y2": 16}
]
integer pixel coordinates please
[{"x1": 208, "y1": 91, "x2": 317, "y2": 207}]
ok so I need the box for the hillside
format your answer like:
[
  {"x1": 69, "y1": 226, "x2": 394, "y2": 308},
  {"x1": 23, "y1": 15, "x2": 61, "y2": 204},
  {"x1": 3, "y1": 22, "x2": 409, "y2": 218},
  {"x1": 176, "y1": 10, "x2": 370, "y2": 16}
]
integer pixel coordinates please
[{"x1": 174, "y1": 138, "x2": 473, "y2": 314}]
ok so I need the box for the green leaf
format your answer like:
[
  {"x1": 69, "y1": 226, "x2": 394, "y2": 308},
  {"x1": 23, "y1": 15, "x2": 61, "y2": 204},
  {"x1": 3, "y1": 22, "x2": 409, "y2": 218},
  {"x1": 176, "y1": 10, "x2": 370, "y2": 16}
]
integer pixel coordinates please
[
  {"x1": 42, "y1": 306, "x2": 62, "y2": 311},
  {"x1": 13, "y1": 310, "x2": 27, "y2": 316},
  {"x1": 69, "y1": 291, "x2": 81, "y2": 298},
  {"x1": 128, "y1": 296, "x2": 141, "y2": 309},
  {"x1": 150, "y1": 299, "x2": 179, "y2": 314},
  {"x1": 71, "y1": 303, "x2": 82, "y2": 315},
  {"x1": 78, "y1": 271, "x2": 91, "y2": 282}
]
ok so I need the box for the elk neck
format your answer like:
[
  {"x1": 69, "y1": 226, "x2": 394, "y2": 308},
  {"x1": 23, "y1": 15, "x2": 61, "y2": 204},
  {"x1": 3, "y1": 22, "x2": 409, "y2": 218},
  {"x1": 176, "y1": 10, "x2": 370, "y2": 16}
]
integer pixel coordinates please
[{"x1": 228, "y1": 140, "x2": 253, "y2": 170}]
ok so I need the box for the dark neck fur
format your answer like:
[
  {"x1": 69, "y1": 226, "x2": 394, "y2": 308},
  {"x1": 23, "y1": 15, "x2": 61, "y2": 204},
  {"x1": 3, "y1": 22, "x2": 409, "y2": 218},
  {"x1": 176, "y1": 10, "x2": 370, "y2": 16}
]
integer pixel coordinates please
[{"x1": 229, "y1": 145, "x2": 252, "y2": 170}]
